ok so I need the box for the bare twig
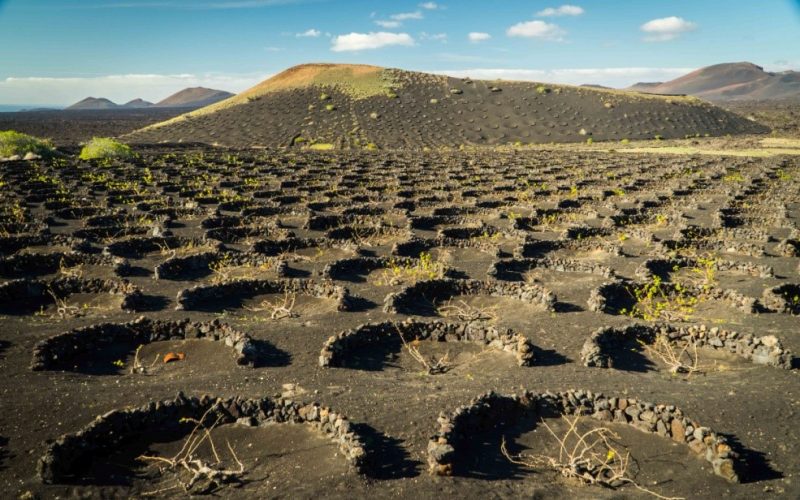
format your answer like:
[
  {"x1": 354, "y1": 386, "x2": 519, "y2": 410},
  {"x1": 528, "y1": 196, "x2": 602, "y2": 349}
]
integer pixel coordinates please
[
  {"x1": 137, "y1": 404, "x2": 246, "y2": 495},
  {"x1": 501, "y1": 416, "x2": 683, "y2": 500},
  {"x1": 640, "y1": 335, "x2": 703, "y2": 375},
  {"x1": 392, "y1": 322, "x2": 451, "y2": 375},
  {"x1": 245, "y1": 291, "x2": 298, "y2": 319},
  {"x1": 437, "y1": 299, "x2": 497, "y2": 324}
]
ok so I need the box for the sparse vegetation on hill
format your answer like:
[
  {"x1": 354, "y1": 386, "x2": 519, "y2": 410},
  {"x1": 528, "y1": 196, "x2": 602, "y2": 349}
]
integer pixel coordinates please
[
  {"x1": 79, "y1": 137, "x2": 133, "y2": 160},
  {"x1": 0, "y1": 130, "x2": 54, "y2": 157}
]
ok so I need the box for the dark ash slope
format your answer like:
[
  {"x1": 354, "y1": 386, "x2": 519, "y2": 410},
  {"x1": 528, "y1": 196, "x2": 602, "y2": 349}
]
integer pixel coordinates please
[{"x1": 125, "y1": 64, "x2": 768, "y2": 149}]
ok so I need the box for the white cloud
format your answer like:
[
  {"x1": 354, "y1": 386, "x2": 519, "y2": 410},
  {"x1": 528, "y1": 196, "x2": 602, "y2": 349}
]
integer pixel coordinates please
[
  {"x1": 0, "y1": 73, "x2": 268, "y2": 106},
  {"x1": 375, "y1": 20, "x2": 401, "y2": 28},
  {"x1": 432, "y1": 67, "x2": 695, "y2": 89},
  {"x1": 468, "y1": 32, "x2": 491, "y2": 42},
  {"x1": 421, "y1": 32, "x2": 448, "y2": 42},
  {"x1": 391, "y1": 11, "x2": 423, "y2": 21},
  {"x1": 640, "y1": 16, "x2": 697, "y2": 42},
  {"x1": 331, "y1": 32, "x2": 414, "y2": 52},
  {"x1": 537, "y1": 5, "x2": 584, "y2": 17},
  {"x1": 419, "y1": 2, "x2": 439, "y2": 9},
  {"x1": 296, "y1": 28, "x2": 321, "y2": 38},
  {"x1": 506, "y1": 20, "x2": 565, "y2": 41}
]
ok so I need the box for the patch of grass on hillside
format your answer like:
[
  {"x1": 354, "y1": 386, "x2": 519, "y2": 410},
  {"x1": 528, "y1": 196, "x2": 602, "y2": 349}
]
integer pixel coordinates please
[
  {"x1": 79, "y1": 137, "x2": 133, "y2": 160},
  {"x1": 309, "y1": 143, "x2": 334, "y2": 150},
  {"x1": 0, "y1": 130, "x2": 54, "y2": 157}
]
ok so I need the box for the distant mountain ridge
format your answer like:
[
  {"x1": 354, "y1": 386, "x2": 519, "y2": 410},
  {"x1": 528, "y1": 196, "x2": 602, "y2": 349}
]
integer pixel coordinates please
[
  {"x1": 66, "y1": 97, "x2": 119, "y2": 110},
  {"x1": 122, "y1": 98, "x2": 153, "y2": 109},
  {"x1": 627, "y1": 62, "x2": 800, "y2": 101},
  {"x1": 65, "y1": 87, "x2": 233, "y2": 110}
]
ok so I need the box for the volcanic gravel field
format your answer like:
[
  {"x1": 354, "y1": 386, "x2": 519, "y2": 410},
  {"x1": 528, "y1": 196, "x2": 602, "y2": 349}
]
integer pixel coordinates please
[{"x1": 0, "y1": 146, "x2": 798, "y2": 499}]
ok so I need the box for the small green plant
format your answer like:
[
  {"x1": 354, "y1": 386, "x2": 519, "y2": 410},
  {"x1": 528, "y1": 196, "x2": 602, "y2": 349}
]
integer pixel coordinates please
[
  {"x1": 309, "y1": 143, "x2": 334, "y2": 150},
  {"x1": 325, "y1": 104, "x2": 336, "y2": 111},
  {"x1": 377, "y1": 252, "x2": 446, "y2": 285},
  {"x1": 536, "y1": 85, "x2": 549, "y2": 95},
  {"x1": 620, "y1": 276, "x2": 698, "y2": 322},
  {"x1": 723, "y1": 171, "x2": 744, "y2": 183},
  {"x1": 0, "y1": 130, "x2": 54, "y2": 157},
  {"x1": 319, "y1": 93, "x2": 330, "y2": 101},
  {"x1": 79, "y1": 137, "x2": 132, "y2": 160}
]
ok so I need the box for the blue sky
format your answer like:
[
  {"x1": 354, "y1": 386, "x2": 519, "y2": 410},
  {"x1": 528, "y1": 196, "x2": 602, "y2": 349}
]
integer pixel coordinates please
[{"x1": 1, "y1": 0, "x2": 799, "y2": 106}]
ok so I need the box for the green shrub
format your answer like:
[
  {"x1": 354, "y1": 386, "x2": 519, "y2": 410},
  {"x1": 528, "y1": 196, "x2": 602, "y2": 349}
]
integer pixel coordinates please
[
  {"x1": 325, "y1": 104, "x2": 336, "y2": 111},
  {"x1": 319, "y1": 93, "x2": 330, "y2": 101},
  {"x1": 0, "y1": 130, "x2": 54, "y2": 157},
  {"x1": 79, "y1": 137, "x2": 132, "y2": 160},
  {"x1": 536, "y1": 85, "x2": 549, "y2": 95}
]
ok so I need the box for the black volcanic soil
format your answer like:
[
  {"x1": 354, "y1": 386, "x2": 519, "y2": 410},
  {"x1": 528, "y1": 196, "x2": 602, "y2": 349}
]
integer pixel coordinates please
[
  {"x1": 0, "y1": 109, "x2": 186, "y2": 146},
  {"x1": 724, "y1": 100, "x2": 800, "y2": 136},
  {"x1": 125, "y1": 69, "x2": 768, "y2": 148},
  {"x1": 0, "y1": 146, "x2": 798, "y2": 499}
]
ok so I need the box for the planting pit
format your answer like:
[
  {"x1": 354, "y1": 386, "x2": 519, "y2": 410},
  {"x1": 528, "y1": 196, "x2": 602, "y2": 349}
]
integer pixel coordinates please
[
  {"x1": 38, "y1": 394, "x2": 367, "y2": 494},
  {"x1": 319, "y1": 319, "x2": 536, "y2": 370},
  {"x1": 30, "y1": 317, "x2": 261, "y2": 374},
  {"x1": 428, "y1": 390, "x2": 744, "y2": 488}
]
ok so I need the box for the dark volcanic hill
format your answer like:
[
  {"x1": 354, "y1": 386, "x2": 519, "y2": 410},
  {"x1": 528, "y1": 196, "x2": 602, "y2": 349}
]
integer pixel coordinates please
[
  {"x1": 155, "y1": 87, "x2": 234, "y2": 108},
  {"x1": 66, "y1": 97, "x2": 119, "y2": 110},
  {"x1": 122, "y1": 98, "x2": 153, "y2": 108},
  {"x1": 125, "y1": 63, "x2": 768, "y2": 148},
  {"x1": 628, "y1": 62, "x2": 800, "y2": 101}
]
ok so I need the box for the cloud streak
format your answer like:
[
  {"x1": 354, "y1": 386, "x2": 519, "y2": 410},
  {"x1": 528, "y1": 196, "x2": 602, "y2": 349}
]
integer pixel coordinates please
[
  {"x1": 63, "y1": 0, "x2": 317, "y2": 10},
  {"x1": 537, "y1": 5, "x2": 584, "y2": 17},
  {"x1": 468, "y1": 32, "x2": 491, "y2": 42}
]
